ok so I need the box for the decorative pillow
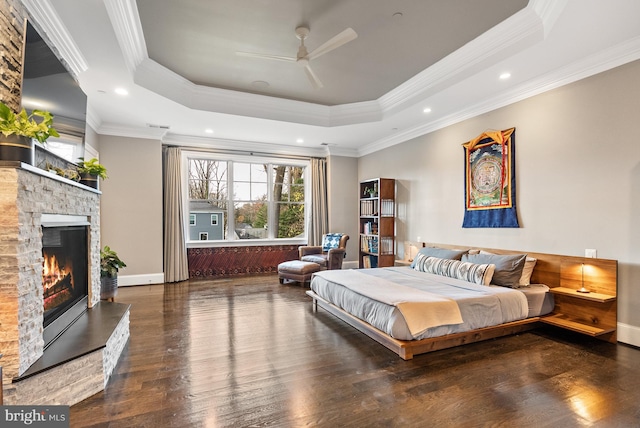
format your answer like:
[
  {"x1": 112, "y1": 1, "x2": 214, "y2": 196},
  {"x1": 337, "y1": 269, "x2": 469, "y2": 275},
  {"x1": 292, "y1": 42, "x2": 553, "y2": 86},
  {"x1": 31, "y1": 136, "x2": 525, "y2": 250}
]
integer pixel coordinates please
[
  {"x1": 463, "y1": 253, "x2": 527, "y2": 288},
  {"x1": 409, "y1": 247, "x2": 468, "y2": 268},
  {"x1": 519, "y1": 257, "x2": 537, "y2": 286},
  {"x1": 322, "y1": 233, "x2": 344, "y2": 252},
  {"x1": 478, "y1": 250, "x2": 537, "y2": 286},
  {"x1": 412, "y1": 253, "x2": 495, "y2": 286}
]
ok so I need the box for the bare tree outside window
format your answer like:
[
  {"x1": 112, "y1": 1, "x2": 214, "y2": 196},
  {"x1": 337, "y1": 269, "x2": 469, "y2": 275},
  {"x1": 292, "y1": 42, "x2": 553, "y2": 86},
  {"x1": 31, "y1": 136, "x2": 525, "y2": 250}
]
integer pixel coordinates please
[{"x1": 187, "y1": 157, "x2": 306, "y2": 241}]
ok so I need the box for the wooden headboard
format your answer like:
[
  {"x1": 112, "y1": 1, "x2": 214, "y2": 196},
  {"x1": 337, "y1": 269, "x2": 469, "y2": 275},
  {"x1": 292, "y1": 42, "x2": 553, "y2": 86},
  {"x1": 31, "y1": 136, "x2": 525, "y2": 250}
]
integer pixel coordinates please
[
  {"x1": 423, "y1": 243, "x2": 618, "y2": 343},
  {"x1": 423, "y1": 243, "x2": 617, "y2": 296}
]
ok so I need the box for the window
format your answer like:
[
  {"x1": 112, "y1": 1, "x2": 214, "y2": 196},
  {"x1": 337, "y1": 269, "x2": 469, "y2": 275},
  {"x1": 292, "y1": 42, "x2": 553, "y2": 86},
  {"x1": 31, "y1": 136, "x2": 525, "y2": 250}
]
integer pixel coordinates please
[
  {"x1": 189, "y1": 214, "x2": 196, "y2": 226},
  {"x1": 185, "y1": 153, "x2": 309, "y2": 244},
  {"x1": 43, "y1": 135, "x2": 84, "y2": 163},
  {"x1": 199, "y1": 232, "x2": 208, "y2": 240}
]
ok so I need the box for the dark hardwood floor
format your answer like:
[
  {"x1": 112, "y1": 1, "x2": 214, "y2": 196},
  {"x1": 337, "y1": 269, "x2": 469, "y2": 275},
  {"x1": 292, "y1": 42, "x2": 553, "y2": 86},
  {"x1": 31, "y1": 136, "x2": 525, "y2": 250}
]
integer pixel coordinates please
[{"x1": 70, "y1": 275, "x2": 640, "y2": 427}]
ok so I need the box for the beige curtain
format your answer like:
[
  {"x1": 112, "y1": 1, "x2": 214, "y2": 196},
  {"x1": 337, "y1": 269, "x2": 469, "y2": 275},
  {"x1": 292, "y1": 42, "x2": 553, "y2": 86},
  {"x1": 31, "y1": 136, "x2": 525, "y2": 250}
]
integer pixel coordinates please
[
  {"x1": 163, "y1": 147, "x2": 189, "y2": 282},
  {"x1": 309, "y1": 158, "x2": 328, "y2": 246}
]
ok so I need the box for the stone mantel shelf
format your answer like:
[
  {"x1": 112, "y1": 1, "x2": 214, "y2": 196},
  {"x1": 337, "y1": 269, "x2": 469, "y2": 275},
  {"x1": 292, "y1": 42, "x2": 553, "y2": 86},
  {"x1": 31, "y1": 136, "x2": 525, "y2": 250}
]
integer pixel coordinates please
[{"x1": 0, "y1": 161, "x2": 102, "y2": 194}]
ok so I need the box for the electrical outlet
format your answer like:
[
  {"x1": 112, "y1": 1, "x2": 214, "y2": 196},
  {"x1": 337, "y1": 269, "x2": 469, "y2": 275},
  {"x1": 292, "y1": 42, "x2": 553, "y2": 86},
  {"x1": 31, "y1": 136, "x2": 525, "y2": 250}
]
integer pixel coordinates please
[
  {"x1": 417, "y1": 236, "x2": 421, "y2": 242},
  {"x1": 585, "y1": 249, "x2": 597, "y2": 258}
]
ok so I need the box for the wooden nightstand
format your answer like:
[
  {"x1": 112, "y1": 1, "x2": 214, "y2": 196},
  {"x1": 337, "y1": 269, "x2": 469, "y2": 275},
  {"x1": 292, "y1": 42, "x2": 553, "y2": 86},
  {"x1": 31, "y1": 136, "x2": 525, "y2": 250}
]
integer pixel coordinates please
[{"x1": 541, "y1": 287, "x2": 617, "y2": 338}]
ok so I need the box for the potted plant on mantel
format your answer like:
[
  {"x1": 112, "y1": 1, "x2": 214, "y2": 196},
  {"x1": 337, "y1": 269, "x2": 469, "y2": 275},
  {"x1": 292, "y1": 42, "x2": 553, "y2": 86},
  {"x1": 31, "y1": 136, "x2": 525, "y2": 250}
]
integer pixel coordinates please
[
  {"x1": 0, "y1": 101, "x2": 60, "y2": 165},
  {"x1": 100, "y1": 245, "x2": 126, "y2": 301},
  {"x1": 77, "y1": 157, "x2": 107, "y2": 189}
]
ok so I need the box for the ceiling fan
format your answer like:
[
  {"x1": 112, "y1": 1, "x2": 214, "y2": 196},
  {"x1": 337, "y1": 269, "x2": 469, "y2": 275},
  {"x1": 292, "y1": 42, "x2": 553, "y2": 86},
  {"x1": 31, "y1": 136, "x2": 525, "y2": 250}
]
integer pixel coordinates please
[{"x1": 236, "y1": 26, "x2": 358, "y2": 89}]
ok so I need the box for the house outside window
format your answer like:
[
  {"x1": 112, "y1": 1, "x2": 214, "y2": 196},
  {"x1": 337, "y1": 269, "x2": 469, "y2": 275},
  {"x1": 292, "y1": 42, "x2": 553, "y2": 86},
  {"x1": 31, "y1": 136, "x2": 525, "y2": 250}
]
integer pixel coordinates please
[
  {"x1": 189, "y1": 214, "x2": 196, "y2": 226},
  {"x1": 199, "y1": 232, "x2": 208, "y2": 240},
  {"x1": 184, "y1": 152, "x2": 309, "y2": 245}
]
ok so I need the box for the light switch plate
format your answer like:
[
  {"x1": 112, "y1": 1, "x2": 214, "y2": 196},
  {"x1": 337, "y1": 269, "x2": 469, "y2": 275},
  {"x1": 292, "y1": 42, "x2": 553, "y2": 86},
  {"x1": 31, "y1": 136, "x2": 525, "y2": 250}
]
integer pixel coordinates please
[{"x1": 585, "y1": 249, "x2": 597, "y2": 258}]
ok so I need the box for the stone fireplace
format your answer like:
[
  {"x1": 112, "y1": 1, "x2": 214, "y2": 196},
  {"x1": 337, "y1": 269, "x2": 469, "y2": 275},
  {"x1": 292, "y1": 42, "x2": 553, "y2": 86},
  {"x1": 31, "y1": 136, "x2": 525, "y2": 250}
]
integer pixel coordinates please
[{"x1": 0, "y1": 162, "x2": 129, "y2": 405}]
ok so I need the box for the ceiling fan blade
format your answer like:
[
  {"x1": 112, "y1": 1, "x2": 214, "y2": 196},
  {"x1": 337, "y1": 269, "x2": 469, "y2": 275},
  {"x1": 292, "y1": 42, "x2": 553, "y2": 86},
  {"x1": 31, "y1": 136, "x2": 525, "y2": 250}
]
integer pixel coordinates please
[
  {"x1": 304, "y1": 65, "x2": 323, "y2": 89},
  {"x1": 307, "y1": 28, "x2": 357, "y2": 61},
  {"x1": 236, "y1": 51, "x2": 296, "y2": 63}
]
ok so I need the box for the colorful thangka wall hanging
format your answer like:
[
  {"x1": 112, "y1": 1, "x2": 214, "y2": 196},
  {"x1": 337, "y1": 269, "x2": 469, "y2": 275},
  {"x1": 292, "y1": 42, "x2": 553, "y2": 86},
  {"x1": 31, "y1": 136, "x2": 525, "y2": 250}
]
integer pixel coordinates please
[{"x1": 462, "y1": 127, "x2": 519, "y2": 228}]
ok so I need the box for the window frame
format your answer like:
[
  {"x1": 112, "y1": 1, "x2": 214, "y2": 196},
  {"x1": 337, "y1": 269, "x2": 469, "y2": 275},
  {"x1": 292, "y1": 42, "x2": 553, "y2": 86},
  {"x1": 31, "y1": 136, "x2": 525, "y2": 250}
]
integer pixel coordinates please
[
  {"x1": 182, "y1": 150, "x2": 310, "y2": 248},
  {"x1": 210, "y1": 214, "x2": 218, "y2": 226},
  {"x1": 189, "y1": 214, "x2": 196, "y2": 226}
]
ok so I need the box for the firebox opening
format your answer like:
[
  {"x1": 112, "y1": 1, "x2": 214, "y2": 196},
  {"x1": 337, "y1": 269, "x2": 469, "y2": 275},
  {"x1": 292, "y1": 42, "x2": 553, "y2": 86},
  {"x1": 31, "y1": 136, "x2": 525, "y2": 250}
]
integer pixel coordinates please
[{"x1": 41, "y1": 221, "x2": 89, "y2": 349}]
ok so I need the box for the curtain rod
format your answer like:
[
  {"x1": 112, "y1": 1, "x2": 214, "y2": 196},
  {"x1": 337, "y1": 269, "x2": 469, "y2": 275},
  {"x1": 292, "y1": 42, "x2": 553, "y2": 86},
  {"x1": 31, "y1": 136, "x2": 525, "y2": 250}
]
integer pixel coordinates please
[{"x1": 162, "y1": 144, "x2": 325, "y2": 161}]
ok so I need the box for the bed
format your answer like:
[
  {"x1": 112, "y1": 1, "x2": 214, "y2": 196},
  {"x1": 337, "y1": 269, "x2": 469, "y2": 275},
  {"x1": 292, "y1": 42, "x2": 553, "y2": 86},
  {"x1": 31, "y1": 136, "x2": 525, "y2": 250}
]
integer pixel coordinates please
[{"x1": 306, "y1": 243, "x2": 617, "y2": 360}]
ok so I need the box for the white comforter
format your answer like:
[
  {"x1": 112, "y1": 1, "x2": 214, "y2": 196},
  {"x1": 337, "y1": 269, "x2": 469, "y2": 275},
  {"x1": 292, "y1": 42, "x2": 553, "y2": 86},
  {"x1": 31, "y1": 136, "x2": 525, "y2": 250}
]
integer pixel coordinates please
[{"x1": 310, "y1": 267, "x2": 529, "y2": 340}]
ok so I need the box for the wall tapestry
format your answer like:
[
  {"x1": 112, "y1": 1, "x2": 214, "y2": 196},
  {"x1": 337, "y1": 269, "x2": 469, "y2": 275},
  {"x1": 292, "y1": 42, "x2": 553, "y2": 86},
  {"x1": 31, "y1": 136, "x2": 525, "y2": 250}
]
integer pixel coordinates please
[{"x1": 462, "y1": 127, "x2": 519, "y2": 228}]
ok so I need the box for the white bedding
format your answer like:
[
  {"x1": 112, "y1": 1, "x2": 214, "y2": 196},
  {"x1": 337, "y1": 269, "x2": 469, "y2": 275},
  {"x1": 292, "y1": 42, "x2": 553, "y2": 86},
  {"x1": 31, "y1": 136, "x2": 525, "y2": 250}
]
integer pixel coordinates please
[{"x1": 310, "y1": 267, "x2": 550, "y2": 341}]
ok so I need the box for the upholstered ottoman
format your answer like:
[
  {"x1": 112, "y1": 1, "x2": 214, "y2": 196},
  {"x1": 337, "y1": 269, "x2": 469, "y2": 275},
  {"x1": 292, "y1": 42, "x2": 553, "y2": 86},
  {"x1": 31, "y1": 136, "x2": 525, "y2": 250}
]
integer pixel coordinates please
[{"x1": 278, "y1": 260, "x2": 321, "y2": 286}]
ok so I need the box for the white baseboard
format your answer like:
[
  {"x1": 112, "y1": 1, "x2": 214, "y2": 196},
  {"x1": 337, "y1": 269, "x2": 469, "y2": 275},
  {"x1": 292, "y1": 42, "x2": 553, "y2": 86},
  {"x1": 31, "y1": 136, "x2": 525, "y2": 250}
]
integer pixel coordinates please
[
  {"x1": 118, "y1": 273, "x2": 164, "y2": 287},
  {"x1": 616, "y1": 322, "x2": 640, "y2": 347},
  {"x1": 343, "y1": 261, "x2": 359, "y2": 269}
]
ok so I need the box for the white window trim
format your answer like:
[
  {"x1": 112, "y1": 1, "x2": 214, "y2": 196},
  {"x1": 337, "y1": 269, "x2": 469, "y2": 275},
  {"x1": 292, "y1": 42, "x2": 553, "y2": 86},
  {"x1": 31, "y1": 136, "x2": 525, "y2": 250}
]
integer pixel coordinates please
[{"x1": 181, "y1": 150, "x2": 310, "y2": 248}]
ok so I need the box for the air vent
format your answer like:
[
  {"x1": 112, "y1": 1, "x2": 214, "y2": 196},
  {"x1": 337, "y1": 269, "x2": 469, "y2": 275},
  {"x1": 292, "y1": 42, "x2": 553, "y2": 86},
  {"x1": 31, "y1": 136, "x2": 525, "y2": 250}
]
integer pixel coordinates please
[{"x1": 146, "y1": 123, "x2": 170, "y2": 129}]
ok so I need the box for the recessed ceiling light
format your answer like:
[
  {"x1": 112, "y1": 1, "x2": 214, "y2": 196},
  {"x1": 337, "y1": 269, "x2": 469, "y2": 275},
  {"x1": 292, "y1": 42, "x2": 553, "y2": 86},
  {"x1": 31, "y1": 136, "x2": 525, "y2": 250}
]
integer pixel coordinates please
[
  {"x1": 205, "y1": 129, "x2": 214, "y2": 134},
  {"x1": 423, "y1": 108, "x2": 432, "y2": 113},
  {"x1": 499, "y1": 72, "x2": 511, "y2": 80},
  {"x1": 114, "y1": 87, "x2": 128, "y2": 96},
  {"x1": 296, "y1": 138, "x2": 304, "y2": 144}
]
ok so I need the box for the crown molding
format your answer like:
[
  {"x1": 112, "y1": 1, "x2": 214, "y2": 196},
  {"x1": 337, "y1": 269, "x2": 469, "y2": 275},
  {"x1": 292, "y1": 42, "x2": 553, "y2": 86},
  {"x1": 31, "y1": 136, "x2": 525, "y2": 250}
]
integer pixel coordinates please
[
  {"x1": 96, "y1": 123, "x2": 169, "y2": 140},
  {"x1": 325, "y1": 145, "x2": 359, "y2": 158},
  {"x1": 107, "y1": 0, "x2": 549, "y2": 128},
  {"x1": 85, "y1": 105, "x2": 101, "y2": 134},
  {"x1": 21, "y1": 0, "x2": 88, "y2": 78},
  {"x1": 103, "y1": 0, "x2": 147, "y2": 74},
  {"x1": 530, "y1": 0, "x2": 569, "y2": 37},
  {"x1": 133, "y1": 59, "x2": 385, "y2": 127},
  {"x1": 358, "y1": 35, "x2": 640, "y2": 157},
  {"x1": 163, "y1": 134, "x2": 328, "y2": 158},
  {"x1": 378, "y1": 5, "x2": 544, "y2": 116}
]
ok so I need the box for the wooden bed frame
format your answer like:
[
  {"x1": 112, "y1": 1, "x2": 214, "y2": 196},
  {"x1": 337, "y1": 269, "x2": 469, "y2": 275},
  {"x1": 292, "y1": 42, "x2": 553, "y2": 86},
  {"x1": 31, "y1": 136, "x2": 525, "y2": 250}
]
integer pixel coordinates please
[{"x1": 306, "y1": 243, "x2": 618, "y2": 360}]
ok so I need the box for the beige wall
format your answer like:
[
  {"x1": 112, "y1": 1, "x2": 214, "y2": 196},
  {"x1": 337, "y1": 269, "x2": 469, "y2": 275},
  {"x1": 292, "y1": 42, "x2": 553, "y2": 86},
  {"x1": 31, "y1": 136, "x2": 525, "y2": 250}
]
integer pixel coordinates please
[
  {"x1": 327, "y1": 155, "x2": 359, "y2": 263},
  {"x1": 358, "y1": 60, "x2": 640, "y2": 343},
  {"x1": 98, "y1": 135, "x2": 164, "y2": 283}
]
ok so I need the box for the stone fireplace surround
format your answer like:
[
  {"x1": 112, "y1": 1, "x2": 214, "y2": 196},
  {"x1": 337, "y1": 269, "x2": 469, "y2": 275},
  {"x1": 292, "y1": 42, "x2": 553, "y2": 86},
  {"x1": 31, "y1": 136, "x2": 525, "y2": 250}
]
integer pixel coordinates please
[{"x1": 0, "y1": 162, "x2": 130, "y2": 405}]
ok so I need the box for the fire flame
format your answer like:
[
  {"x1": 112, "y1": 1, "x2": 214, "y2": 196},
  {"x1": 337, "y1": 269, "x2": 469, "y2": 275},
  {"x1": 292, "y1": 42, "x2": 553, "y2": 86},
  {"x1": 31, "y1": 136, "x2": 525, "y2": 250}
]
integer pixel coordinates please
[{"x1": 43, "y1": 253, "x2": 72, "y2": 290}]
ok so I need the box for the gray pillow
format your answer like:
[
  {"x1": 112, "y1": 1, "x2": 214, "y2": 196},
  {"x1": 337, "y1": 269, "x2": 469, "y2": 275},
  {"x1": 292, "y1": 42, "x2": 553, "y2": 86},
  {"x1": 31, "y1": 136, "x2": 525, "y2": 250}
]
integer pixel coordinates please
[
  {"x1": 410, "y1": 247, "x2": 468, "y2": 268},
  {"x1": 462, "y1": 253, "x2": 527, "y2": 287}
]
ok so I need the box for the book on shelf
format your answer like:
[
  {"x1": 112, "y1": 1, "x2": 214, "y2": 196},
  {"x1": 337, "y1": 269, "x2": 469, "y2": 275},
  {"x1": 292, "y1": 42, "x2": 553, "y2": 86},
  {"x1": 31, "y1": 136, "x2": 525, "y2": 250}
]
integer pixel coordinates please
[
  {"x1": 362, "y1": 255, "x2": 378, "y2": 268},
  {"x1": 360, "y1": 235, "x2": 379, "y2": 253},
  {"x1": 380, "y1": 199, "x2": 394, "y2": 216},
  {"x1": 362, "y1": 221, "x2": 378, "y2": 235},
  {"x1": 359, "y1": 199, "x2": 379, "y2": 216}
]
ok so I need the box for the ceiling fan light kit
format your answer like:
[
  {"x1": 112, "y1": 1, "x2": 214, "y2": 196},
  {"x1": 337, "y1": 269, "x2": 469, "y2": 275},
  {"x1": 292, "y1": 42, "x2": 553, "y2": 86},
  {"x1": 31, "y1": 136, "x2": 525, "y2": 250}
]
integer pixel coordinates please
[{"x1": 236, "y1": 26, "x2": 358, "y2": 89}]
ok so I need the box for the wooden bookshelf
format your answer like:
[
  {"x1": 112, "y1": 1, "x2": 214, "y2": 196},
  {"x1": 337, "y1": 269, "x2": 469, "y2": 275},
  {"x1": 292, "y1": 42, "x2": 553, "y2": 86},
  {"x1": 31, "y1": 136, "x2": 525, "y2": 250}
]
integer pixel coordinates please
[{"x1": 359, "y1": 178, "x2": 395, "y2": 268}]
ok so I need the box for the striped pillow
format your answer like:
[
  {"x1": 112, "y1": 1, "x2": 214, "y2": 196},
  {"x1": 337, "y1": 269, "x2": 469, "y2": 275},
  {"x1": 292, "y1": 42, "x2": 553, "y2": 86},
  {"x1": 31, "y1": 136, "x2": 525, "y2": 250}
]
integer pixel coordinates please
[{"x1": 412, "y1": 253, "x2": 495, "y2": 285}]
